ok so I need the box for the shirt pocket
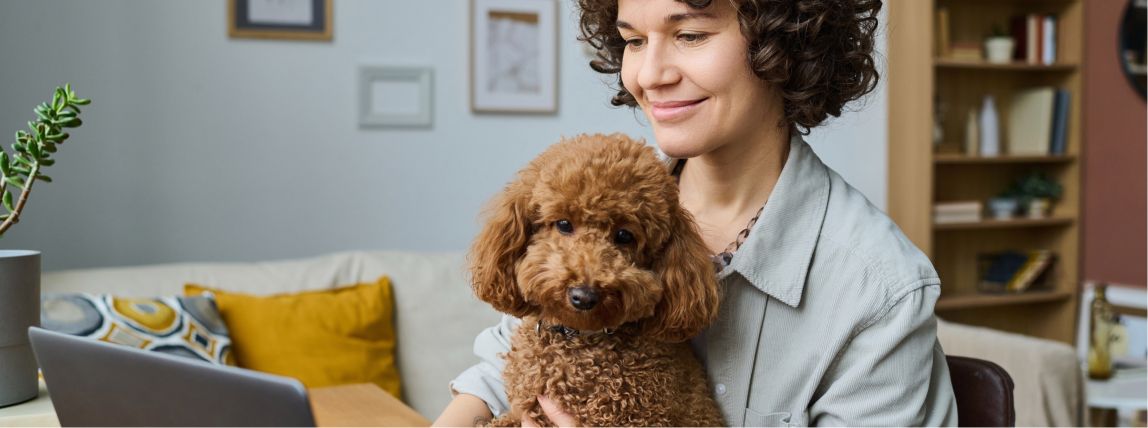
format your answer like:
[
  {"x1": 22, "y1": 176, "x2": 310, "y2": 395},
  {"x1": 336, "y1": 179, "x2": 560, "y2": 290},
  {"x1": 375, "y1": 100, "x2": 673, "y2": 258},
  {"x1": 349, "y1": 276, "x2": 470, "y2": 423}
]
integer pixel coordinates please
[{"x1": 743, "y1": 408, "x2": 792, "y2": 427}]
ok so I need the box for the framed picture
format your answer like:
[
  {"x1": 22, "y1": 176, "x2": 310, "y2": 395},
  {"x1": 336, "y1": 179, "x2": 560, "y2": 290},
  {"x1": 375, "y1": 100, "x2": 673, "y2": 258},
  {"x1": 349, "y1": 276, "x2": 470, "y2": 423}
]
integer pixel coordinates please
[
  {"x1": 359, "y1": 66, "x2": 434, "y2": 128},
  {"x1": 470, "y1": 0, "x2": 558, "y2": 114},
  {"x1": 229, "y1": 0, "x2": 332, "y2": 41}
]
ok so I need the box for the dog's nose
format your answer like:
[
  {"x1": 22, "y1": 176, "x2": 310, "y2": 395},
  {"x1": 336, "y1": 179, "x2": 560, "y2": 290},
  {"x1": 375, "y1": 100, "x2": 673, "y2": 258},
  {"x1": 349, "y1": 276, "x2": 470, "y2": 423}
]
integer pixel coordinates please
[{"x1": 568, "y1": 286, "x2": 600, "y2": 310}]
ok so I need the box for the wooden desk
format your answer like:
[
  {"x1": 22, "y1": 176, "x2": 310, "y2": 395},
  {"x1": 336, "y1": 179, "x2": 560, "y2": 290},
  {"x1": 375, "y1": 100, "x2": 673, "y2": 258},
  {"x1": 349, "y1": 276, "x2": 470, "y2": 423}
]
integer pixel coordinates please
[
  {"x1": 0, "y1": 380, "x2": 429, "y2": 427},
  {"x1": 310, "y1": 383, "x2": 430, "y2": 427}
]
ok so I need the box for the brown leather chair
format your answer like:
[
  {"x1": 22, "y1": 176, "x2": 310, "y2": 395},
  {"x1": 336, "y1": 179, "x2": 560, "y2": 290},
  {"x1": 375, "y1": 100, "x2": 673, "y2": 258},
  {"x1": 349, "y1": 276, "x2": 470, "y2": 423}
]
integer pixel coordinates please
[{"x1": 947, "y1": 355, "x2": 1016, "y2": 427}]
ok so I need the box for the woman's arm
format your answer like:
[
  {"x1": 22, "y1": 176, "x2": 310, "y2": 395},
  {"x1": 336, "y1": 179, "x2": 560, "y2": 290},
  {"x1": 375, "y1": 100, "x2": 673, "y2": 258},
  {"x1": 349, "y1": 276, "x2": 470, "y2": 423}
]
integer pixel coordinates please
[
  {"x1": 808, "y1": 284, "x2": 958, "y2": 426},
  {"x1": 435, "y1": 315, "x2": 522, "y2": 425},
  {"x1": 432, "y1": 393, "x2": 493, "y2": 427}
]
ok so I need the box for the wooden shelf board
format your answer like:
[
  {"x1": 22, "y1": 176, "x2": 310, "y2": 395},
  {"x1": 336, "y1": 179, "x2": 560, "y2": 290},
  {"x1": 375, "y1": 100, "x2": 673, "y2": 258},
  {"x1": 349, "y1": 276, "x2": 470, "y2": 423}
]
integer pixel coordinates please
[
  {"x1": 934, "y1": 154, "x2": 1076, "y2": 164},
  {"x1": 935, "y1": 59, "x2": 1079, "y2": 71},
  {"x1": 934, "y1": 217, "x2": 1075, "y2": 230},
  {"x1": 937, "y1": 290, "x2": 1074, "y2": 311}
]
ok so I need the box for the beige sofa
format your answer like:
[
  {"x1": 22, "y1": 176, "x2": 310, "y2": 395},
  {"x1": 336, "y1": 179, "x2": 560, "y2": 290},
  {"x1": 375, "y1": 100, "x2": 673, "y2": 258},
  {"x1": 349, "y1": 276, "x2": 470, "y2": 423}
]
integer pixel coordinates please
[
  {"x1": 41, "y1": 251, "x2": 1082, "y2": 424},
  {"x1": 40, "y1": 251, "x2": 502, "y2": 419}
]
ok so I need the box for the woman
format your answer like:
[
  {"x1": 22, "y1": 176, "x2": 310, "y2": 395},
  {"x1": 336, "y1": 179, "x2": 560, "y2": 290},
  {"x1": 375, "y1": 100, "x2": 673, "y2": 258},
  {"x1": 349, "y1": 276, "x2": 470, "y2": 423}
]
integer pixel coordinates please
[{"x1": 436, "y1": 0, "x2": 958, "y2": 425}]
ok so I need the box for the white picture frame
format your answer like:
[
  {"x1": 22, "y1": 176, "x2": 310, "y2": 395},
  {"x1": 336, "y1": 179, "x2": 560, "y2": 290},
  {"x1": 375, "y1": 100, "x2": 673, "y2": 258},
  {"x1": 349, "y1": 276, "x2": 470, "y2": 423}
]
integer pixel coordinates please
[
  {"x1": 358, "y1": 66, "x2": 434, "y2": 128},
  {"x1": 470, "y1": 0, "x2": 558, "y2": 114}
]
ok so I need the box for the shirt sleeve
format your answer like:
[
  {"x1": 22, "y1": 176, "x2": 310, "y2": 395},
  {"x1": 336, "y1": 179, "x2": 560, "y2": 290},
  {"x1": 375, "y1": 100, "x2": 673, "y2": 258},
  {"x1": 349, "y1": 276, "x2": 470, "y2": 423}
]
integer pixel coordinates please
[
  {"x1": 808, "y1": 283, "x2": 958, "y2": 426},
  {"x1": 448, "y1": 314, "x2": 522, "y2": 417}
]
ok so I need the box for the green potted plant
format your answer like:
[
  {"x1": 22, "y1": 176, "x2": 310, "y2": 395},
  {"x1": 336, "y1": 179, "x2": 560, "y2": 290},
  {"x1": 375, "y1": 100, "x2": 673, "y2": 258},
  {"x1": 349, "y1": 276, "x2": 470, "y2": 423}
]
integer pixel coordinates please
[
  {"x1": 0, "y1": 84, "x2": 88, "y2": 408},
  {"x1": 987, "y1": 190, "x2": 1020, "y2": 220},
  {"x1": 1014, "y1": 172, "x2": 1063, "y2": 219}
]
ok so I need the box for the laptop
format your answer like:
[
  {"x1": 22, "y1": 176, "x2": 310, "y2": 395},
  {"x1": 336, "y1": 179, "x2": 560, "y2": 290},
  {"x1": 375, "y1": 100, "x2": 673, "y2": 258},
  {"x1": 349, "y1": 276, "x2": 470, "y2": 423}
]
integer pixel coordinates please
[{"x1": 27, "y1": 327, "x2": 316, "y2": 427}]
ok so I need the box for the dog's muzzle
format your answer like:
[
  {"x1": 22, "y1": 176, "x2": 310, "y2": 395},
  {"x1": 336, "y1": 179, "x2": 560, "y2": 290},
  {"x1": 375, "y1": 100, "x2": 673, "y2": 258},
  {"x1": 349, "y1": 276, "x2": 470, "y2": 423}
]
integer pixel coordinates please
[{"x1": 567, "y1": 286, "x2": 600, "y2": 310}]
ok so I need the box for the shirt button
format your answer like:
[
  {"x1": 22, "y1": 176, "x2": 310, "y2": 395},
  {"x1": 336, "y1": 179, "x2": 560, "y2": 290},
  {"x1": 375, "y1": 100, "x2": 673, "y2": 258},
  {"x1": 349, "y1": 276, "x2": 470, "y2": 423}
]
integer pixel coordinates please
[{"x1": 715, "y1": 383, "x2": 727, "y2": 396}]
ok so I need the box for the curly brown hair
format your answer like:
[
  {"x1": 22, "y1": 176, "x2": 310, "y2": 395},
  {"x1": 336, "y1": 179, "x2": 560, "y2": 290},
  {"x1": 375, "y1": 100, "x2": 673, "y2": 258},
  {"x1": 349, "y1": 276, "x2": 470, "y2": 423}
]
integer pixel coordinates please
[{"x1": 577, "y1": 0, "x2": 882, "y2": 134}]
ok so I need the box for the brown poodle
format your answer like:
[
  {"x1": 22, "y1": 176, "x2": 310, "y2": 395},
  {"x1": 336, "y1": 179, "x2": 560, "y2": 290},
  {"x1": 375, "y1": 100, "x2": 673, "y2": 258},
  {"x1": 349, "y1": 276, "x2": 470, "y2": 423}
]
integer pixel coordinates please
[{"x1": 469, "y1": 133, "x2": 725, "y2": 427}]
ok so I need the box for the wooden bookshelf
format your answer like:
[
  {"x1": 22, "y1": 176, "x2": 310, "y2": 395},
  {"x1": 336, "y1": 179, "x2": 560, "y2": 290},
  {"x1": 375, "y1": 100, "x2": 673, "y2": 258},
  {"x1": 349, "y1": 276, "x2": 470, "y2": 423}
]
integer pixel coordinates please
[
  {"x1": 937, "y1": 290, "x2": 1075, "y2": 311},
  {"x1": 934, "y1": 154, "x2": 1075, "y2": 164},
  {"x1": 889, "y1": 0, "x2": 1083, "y2": 344},
  {"x1": 935, "y1": 58, "x2": 1079, "y2": 71},
  {"x1": 934, "y1": 217, "x2": 1074, "y2": 230}
]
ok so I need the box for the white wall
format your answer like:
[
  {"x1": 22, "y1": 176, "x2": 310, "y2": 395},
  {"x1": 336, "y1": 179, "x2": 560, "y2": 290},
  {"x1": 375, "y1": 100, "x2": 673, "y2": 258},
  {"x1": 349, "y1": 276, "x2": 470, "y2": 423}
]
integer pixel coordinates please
[{"x1": 0, "y1": 0, "x2": 886, "y2": 271}]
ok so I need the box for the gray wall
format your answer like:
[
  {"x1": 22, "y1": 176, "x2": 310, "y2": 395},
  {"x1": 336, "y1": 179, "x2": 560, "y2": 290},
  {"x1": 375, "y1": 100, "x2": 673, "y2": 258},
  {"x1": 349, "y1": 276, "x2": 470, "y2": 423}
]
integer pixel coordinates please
[{"x1": 0, "y1": 0, "x2": 887, "y2": 271}]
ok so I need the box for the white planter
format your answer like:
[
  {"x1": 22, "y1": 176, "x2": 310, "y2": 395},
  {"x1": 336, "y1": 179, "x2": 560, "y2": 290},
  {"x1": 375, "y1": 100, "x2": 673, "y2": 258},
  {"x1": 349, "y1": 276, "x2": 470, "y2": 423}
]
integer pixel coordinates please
[
  {"x1": 985, "y1": 37, "x2": 1015, "y2": 64},
  {"x1": 989, "y1": 197, "x2": 1019, "y2": 220},
  {"x1": 1027, "y1": 198, "x2": 1052, "y2": 219},
  {"x1": 0, "y1": 250, "x2": 40, "y2": 408}
]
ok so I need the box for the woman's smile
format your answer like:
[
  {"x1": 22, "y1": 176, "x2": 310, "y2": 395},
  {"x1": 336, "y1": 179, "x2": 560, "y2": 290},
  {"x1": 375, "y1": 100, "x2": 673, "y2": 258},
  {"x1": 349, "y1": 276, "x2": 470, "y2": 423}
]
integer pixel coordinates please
[{"x1": 648, "y1": 98, "x2": 708, "y2": 122}]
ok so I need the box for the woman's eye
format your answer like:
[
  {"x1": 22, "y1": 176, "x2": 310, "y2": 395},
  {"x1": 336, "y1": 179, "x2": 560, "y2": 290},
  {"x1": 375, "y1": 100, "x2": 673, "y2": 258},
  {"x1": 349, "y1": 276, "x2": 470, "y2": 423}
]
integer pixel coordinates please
[
  {"x1": 677, "y1": 32, "x2": 709, "y2": 44},
  {"x1": 614, "y1": 229, "x2": 635, "y2": 245},
  {"x1": 556, "y1": 220, "x2": 574, "y2": 235},
  {"x1": 624, "y1": 38, "x2": 645, "y2": 49}
]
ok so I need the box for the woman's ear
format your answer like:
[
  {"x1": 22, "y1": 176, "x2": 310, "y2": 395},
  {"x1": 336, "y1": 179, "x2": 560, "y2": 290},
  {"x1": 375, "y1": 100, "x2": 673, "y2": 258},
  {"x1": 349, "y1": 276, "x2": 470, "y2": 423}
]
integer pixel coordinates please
[
  {"x1": 468, "y1": 171, "x2": 537, "y2": 318},
  {"x1": 644, "y1": 206, "x2": 721, "y2": 342}
]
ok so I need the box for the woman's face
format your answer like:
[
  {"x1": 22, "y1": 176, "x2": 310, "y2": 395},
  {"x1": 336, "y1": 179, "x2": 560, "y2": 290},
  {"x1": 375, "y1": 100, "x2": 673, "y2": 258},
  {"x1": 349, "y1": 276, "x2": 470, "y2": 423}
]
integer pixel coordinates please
[{"x1": 618, "y1": 0, "x2": 778, "y2": 159}]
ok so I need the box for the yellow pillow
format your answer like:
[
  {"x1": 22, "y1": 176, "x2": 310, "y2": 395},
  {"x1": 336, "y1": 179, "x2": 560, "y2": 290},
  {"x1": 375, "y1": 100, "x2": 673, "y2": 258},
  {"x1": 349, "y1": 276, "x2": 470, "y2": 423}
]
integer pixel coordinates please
[{"x1": 184, "y1": 277, "x2": 402, "y2": 399}]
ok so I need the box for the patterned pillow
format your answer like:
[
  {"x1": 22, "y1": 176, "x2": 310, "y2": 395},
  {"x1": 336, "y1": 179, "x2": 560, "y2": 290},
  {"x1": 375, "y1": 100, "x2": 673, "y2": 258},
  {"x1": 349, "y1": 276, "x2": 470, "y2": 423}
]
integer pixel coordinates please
[{"x1": 40, "y1": 293, "x2": 235, "y2": 365}]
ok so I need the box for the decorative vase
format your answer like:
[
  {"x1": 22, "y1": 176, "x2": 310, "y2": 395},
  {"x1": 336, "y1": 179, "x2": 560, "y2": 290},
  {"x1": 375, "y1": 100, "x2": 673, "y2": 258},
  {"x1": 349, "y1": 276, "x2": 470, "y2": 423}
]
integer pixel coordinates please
[
  {"x1": 978, "y1": 95, "x2": 1000, "y2": 157},
  {"x1": 965, "y1": 108, "x2": 980, "y2": 156},
  {"x1": 0, "y1": 250, "x2": 41, "y2": 408},
  {"x1": 1027, "y1": 198, "x2": 1051, "y2": 219},
  {"x1": 984, "y1": 37, "x2": 1016, "y2": 64}
]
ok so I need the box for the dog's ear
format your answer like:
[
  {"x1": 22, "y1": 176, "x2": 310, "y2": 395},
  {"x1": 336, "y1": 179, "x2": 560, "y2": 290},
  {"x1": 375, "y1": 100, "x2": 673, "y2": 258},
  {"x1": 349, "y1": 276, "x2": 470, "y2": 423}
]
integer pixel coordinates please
[
  {"x1": 644, "y1": 205, "x2": 721, "y2": 342},
  {"x1": 468, "y1": 171, "x2": 536, "y2": 318}
]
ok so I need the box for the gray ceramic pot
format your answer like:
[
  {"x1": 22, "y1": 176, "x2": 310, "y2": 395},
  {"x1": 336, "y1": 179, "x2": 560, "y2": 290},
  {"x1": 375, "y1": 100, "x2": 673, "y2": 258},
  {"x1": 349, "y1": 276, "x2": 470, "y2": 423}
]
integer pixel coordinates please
[{"x1": 0, "y1": 250, "x2": 40, "y2": 407}]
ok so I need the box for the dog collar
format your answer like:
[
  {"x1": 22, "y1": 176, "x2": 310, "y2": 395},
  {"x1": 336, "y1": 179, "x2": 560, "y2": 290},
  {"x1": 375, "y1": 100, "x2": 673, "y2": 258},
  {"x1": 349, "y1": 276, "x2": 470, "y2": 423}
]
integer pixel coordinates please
[{"x1": 535, "y1": 319, "x2": 620, "y2": 340}]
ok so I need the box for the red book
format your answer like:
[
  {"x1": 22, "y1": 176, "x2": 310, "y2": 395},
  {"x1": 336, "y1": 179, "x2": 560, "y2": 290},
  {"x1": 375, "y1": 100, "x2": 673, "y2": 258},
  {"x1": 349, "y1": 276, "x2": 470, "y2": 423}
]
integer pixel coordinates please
[
  {"x1": 1011, "y1": 15, "x2": 1028, "y2": 61},
  {"x1": 1033, "y1": 14, "x2": 1042, "y2": 63}
]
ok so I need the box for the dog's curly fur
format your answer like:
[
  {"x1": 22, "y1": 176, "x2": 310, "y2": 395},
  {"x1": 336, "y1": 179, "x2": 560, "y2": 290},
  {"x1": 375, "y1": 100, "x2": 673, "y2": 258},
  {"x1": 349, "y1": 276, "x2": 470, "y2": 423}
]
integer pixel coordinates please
[{"x1": 469, "y1": 133, "x2": 725, "y2": 427}]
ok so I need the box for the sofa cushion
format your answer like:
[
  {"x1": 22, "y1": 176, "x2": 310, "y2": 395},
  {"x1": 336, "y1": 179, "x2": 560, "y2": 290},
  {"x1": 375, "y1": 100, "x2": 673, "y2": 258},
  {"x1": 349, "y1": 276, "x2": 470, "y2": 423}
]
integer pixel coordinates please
[
  {"x1": 40, "y1": 293, "x2": 234, "y2": 365},
  {"x1": 185, "y1": 276, "x2": 401, "y2": 399}
]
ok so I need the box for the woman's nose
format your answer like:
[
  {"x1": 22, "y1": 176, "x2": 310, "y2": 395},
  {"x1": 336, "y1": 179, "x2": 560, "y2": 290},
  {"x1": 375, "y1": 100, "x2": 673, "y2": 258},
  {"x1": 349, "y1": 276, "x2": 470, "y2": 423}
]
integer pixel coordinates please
[{"x1": 635, "y1": 38, "x2": 680, "y2": 90}]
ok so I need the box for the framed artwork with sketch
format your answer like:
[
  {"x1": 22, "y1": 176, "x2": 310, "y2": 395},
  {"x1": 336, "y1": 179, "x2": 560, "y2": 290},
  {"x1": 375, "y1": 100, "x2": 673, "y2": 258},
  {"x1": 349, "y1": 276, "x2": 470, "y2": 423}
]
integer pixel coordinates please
[{"x1": 470, "y1": 0, "x2": 558, "y2": 114}]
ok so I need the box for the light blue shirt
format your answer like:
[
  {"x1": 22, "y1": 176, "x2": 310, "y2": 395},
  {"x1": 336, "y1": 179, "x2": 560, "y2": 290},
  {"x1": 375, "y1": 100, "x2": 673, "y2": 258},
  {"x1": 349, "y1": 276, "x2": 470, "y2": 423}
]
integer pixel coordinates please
[{"x1": 451, "y1": 135, "x2": 958, "y2": 426}]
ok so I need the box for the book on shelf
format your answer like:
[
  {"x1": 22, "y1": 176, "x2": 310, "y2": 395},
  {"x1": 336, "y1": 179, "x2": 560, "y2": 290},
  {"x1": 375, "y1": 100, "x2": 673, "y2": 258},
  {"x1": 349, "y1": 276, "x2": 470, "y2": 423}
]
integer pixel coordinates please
[
  {"x1": 1008, "y1": 86, "x2": 1056, "y2": 155},
  {"x1": 1014, "y1": 14, "x2": 1058, "y2": 65},
  {"x1": 936, "y1": 8, "x2": 951, "y2": 59},
  {"x1": 1011, "y1": 15, "x2": 1027, "y2": 61},
  {"x1": 1008, "y1": 250, "x2": 1054, "y2": 292},
  {"x1": 1049, "y1": 89, "x2": 1071, "y2": 155},
  {"x1": 934, "y1": 201, "x2": 982, "y2": 224},
  {"x1": 949, "y1": 42, "x2": 982, "y2": 62},
  {"x1": 979, "y1": 250, "x2": 1055, "y2": 293},
  {"x1": 1042, "y1": 15, "x2": 1056, "y2": 65}
]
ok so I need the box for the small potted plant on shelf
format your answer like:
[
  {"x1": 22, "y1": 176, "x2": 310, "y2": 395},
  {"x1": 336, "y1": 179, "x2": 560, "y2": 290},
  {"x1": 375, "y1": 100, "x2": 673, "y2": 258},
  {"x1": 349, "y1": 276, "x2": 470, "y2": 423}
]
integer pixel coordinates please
[
  {"x1": 987, "y1": 192, "x2": 1020, "y2": 220},
  {"x1": 984, "y1": 24, "x2": 1015, "y2": 64},
  {"x1": 0, "y1": 84, "x2": 89, "y2": 408},
  {"x1": 1014, "y1": 172, "x2": 1063, "y2": 219}
]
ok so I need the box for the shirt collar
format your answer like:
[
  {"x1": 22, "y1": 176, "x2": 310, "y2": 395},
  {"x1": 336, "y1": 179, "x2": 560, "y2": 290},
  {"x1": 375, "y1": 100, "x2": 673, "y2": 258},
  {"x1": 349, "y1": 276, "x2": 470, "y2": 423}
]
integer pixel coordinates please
[{"x1": 724, "y1": 135, "x2": 830, "y2": 307}]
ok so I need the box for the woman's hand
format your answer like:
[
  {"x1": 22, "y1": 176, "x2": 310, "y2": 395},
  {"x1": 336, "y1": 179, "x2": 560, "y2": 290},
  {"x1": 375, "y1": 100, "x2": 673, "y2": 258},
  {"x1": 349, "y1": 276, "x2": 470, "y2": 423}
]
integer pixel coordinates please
[{"x1": 522, "y1": 396, "x2": 578, "y2": 427}]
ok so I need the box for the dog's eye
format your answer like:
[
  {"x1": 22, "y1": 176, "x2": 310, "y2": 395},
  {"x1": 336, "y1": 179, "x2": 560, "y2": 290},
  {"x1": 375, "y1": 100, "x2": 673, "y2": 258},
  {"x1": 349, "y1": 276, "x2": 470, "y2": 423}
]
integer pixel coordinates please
[
  {"x1": 614, "y1": 229, "x2": 635, "y2": 245},
  {"x1": 556, "y1": 220, "x2": 574, "y2": 235}
]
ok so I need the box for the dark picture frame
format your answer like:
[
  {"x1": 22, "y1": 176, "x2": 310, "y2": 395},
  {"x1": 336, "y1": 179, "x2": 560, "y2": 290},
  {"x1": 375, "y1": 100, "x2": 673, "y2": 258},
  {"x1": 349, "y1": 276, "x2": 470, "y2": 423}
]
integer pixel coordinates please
[{"x1": 229, "y1": 0, "x2": 332, "y2": 41}]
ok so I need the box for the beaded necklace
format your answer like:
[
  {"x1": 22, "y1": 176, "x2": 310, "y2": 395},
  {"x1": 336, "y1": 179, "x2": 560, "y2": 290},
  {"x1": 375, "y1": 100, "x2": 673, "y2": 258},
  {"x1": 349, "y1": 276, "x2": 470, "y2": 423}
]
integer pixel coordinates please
[{"x1": 672, "y1": 159, "x2": 765, "y2": 273}]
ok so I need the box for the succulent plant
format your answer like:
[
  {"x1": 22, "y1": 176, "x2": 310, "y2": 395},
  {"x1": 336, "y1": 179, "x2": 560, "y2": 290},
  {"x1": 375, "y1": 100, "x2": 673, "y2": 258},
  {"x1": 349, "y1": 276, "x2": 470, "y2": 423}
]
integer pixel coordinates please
[{"x1": 0, "y1": 84, "x2": 89, "y2": 237}]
